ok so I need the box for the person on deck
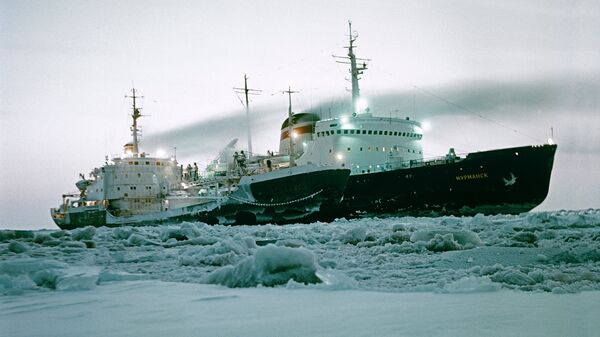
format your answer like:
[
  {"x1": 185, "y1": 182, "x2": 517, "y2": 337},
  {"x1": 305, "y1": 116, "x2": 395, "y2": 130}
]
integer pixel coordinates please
[
  {"x1": 185, "y1": 164, "x2": 192, "y2": 181},
  {"x1": 192, "y1": 163, "x2": 199, "y2": 181}
]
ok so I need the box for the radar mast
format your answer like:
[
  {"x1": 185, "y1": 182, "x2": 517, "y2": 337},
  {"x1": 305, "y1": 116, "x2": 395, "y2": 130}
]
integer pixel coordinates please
[
  {"x1": 125, "y1": 88, "x2": 143, "y2": 156},
  {"x1": 334, "y1": 21, "x2": 370, "y2": 116},
  {"x1": 282, "y1": 87, "x2": 299, "y2": 167}
]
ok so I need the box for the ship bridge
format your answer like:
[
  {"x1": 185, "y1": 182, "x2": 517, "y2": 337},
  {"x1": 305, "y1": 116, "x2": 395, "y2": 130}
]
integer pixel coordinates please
[{"x1": 296, "y1": 113, "x2": 424, "y2": 174}]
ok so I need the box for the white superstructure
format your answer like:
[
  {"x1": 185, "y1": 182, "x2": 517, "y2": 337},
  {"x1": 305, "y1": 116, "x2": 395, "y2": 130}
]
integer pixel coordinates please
[
  {"x1": 296, "y1": 114, "x2": 423, "y2": 174},
  {"x1": 74, "y1": 88, "x2": 184, "y2": 216},
  {"x1": 83, "y1": 154, "x2": 182, "y2": 216}
]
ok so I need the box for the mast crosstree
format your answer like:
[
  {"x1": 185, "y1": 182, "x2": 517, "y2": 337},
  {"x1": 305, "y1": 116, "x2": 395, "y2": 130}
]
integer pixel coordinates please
[
  {"x1": 333, "y1": 20, "x2": 370, "y2": 116},
  {"x1": 234, "y1": 75, "x2": 261, "y2": 160}
]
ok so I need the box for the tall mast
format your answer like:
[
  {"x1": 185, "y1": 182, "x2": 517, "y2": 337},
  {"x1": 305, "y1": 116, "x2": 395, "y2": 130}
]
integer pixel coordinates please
[
  {"x1": 282, "y1": 87, "x2": 298, "y2": 167},
  {"x1": 334, "y1": 21, "x2": 369, "y2": 116},
  {"x1": 125, "y1": 88, "x2": 143, "y2": 156},
  {"x1": 234, "y1": 75, "x2": 261, "y2": 160},
  {"x1": 348, "y1": 22, "x2": 360, "y2": 115}
]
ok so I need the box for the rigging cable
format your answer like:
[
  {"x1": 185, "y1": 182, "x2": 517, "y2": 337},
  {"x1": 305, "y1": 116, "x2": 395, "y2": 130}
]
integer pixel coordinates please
[{"x1": 413, "y1": 85, "x2": 543, "y2": 143}]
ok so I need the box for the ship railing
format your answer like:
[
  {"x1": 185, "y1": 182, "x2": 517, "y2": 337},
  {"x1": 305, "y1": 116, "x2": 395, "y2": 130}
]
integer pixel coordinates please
[
  {"x1": 407, "y1": 154, "x2": 464, "y2": 168},
  {"x1": 351, "y1": 153, "x2": 464, "y2": 174}
]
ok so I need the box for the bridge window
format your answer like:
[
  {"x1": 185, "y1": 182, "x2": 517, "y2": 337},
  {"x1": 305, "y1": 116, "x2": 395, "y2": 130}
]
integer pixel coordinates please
[
  {"x1": 378, "y1": 131, "x2": 383, "y2": 135},
  {"x1": 350, "y1": 130, "x2": 355, "y2": 134},
  {"x1": 146, "y1": 161, "x2": 150, "y2": 165},
  {"x1": 362, "y1": 130, "x2": 366, "y2": 134},
  {"x1": 344, "y1": 130, "x2": 348, "y2": 134},
  {"x1": 368, "y1": 130, "x2": 373, "y2": 135},
  {"x1": 347, "y1": 147, "x2": 351, "y2": 151},
  {"x1": 336, "y1": 130, "x2": 341, "y2": 135},
  {"x1": 360, "y1": 147, "x2": 363, "y2": 151},
  {"x1": 384, "y1": 131, "x2": 388, "y2": 135}
]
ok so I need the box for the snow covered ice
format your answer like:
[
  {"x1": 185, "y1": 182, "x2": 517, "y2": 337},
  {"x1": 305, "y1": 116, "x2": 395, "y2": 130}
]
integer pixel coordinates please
[{"x1": 1, "y1": 210, "x2": 600, "y2": 336}]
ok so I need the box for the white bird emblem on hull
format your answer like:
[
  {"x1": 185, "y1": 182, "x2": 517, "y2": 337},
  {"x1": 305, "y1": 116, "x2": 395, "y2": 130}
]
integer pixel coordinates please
[{"x1": 503, "y1": 172, "x2": 517, "y2": 186}]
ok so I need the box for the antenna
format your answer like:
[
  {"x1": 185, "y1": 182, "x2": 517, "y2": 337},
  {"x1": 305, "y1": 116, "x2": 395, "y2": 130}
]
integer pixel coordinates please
[
  {"x1": 413, "y1": 85, "x2": 416, "y2": 117},
  {"x1": 281, "y1": 86, "x2": 299, "y2": 167},
  {"x1": 333, "y1": 20, "x2": 370, "y2": 116},
  {"x1": 124, "y1": 87, "x2": 144, "y2": 156},
  {"x1": 234, "y1": 74, "x2": 261, "y2": 160}
]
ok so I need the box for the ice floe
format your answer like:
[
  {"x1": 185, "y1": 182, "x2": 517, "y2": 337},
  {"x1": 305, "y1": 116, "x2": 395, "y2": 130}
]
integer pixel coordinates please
[{"x1": 0, "y1": 209, "x2": 599, "y2": 295}]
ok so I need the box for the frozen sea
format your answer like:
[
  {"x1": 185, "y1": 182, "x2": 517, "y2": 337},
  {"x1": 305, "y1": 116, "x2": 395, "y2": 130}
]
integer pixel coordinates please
[{"x1": 1, "y1": 210, "x2": 600, "y2": 336}]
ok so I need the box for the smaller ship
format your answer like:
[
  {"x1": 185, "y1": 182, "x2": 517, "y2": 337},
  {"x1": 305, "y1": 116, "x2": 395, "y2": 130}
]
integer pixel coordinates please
[{"x1": 50, "y1": 89, "x2": 349, "y2": 229}]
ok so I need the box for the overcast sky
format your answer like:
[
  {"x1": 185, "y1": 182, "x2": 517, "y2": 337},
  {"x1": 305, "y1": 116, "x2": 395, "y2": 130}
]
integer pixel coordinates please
[{"x1": 1, "y1": 0, "x2": 599, "y2": 229}]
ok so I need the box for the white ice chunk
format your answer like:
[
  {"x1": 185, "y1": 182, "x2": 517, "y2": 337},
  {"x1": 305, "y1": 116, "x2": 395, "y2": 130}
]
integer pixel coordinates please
[{"x1": 206, "y1": 245, "x2": 321, "y2": 287}]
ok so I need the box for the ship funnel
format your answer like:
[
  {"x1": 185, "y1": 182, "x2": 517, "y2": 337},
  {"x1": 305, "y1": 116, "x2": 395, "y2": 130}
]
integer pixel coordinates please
[
  {"x1": 278, "y1": 113, "x2": 320, "y2": 156},
  {"x1": 123, "y1": 143, "x2": 136, "y2": 156}
]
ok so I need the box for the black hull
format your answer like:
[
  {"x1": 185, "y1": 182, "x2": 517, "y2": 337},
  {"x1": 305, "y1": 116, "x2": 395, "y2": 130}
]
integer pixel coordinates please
[
  {"x1": 337, "y1": 144, "x2": 557, "y2": 216},
  {"x1": 192, "y1": 167, "x2": 350, "y2": 226}
]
